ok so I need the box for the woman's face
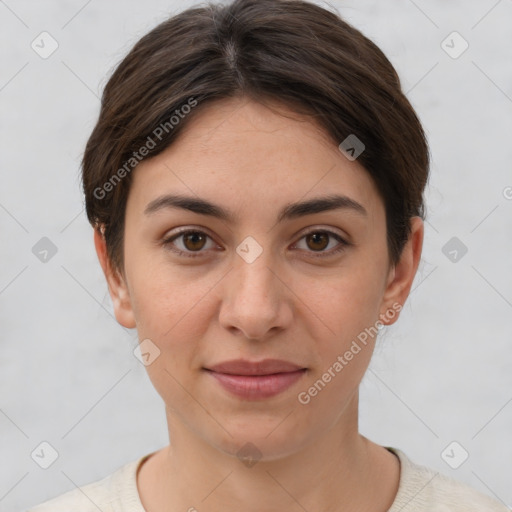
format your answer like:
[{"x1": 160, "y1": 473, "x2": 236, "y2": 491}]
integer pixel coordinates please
[{"x1": 96, "y1": 96, "x2": 422, "y2": 460}]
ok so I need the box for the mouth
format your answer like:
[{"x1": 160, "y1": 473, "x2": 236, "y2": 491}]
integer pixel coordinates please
[
  {"x1": 205, "y1": 358, "x2": 307, "y2": 376},
  {"x1": 203, "y1": 359, "x2": 308, "y2": 399}
]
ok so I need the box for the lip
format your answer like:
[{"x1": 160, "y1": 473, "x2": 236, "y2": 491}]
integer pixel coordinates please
[
  {"x1": 203, "y1": 359, "x2": 307, "y2": 399},
  {"x1": 206, "y1": 358, "x2": 305, "y2": 375}
]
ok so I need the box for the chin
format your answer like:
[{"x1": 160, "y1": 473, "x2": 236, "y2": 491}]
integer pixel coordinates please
[{"x1": 203, "y1": 418, "x2": 312, "y2": 464}]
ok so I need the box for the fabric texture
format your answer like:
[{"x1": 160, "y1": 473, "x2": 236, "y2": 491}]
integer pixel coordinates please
[{"x1": 26, "y1": 446, "x2": 510, "y2": 511}]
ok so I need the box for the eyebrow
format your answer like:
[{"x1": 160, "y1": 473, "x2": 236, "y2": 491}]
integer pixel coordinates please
[{"x1": 144, "y1": 193, "x2": 367, "y2": 222}]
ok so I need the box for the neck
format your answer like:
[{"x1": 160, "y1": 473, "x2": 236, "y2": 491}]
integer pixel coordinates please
[{"x1": 137, "y1": 392, "x2": 400, "y2": 512}]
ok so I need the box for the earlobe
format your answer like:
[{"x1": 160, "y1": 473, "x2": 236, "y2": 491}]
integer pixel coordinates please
[
  {"x1": 378, "y1": 217, "x2": 424, "y2": 326},
  {"x1": 93, "y1": 228, "x2": 136, "y2": 329}
]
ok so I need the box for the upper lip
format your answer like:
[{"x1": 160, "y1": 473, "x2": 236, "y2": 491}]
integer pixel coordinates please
[{"x1": 205, "y1": 359, "x2": 306, "y2": 376}]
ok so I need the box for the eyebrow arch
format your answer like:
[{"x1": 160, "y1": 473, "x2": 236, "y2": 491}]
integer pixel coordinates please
[{"x1": 144, "y1": 193, "x2": 367, "y2": 222}]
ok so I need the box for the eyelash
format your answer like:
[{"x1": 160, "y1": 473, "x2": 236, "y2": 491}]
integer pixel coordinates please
[{"x1": 162, "y1": 227, "x2": 350, "y2": 259}]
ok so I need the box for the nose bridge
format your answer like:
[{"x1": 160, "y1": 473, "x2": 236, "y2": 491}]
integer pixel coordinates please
[
  {"x1": 219, "y1": 236, "x2": 289, "y2": 338},
  {"x1": 233, "y1": 238, "x2": 280, "y2": 303}
]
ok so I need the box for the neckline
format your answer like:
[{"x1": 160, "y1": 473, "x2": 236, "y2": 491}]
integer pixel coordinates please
[
  {"x1": 130, "y1": 450, "x2": 159, "y2": 510},
  {"x1": 128, "y1": 446, "x2": 406, "y2": 511}
]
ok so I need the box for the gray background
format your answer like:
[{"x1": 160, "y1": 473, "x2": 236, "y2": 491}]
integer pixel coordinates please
[{"x1": 1, "y1": 0, "x2": 511, "y2": 510}]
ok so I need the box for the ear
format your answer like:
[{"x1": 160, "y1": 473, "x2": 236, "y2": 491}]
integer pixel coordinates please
[
  {"x1": 378, "y1": 216, "x2": 424, "y2": 326},
  {"x1": 93, "y1": 228, "x2": 136, "y2": 329}
]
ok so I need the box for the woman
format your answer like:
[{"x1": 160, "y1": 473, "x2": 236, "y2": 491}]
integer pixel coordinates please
[{"x1": 28, "y1": 0, "x2": 509, "y2": 510}]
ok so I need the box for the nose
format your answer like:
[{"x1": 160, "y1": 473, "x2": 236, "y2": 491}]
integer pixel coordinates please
[{"x1": 218, "y1": 246, "x2": 292, "y2": 341}]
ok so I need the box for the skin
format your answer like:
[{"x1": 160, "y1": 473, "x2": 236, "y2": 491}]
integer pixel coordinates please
[{"x1": 94, "y1": 96, "x2": 423, "y2": 512}]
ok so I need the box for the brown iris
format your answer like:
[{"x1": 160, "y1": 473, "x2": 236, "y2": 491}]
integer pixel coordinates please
[
  {"x1": 183, "y1": 232, "x2": 207, "y2": 251},
  {"x1": 305, "y1": 232, "x2": 329, "y2": 251}
]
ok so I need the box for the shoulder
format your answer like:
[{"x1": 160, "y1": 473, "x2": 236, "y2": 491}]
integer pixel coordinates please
[
  {"x1": 26, "y1": 472, "x2": 116, "y2": 512},
  {"x1": 26, "y1": 454, "x2": 150, "y2": 512},
  {"x1": 387, "y1": 447, "x2": 510, "y2": 512}
]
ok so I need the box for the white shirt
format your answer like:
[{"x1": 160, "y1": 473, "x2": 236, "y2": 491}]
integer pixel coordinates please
[{"x1": 26, "y1": 446, "x2": 510, "y2": 511}]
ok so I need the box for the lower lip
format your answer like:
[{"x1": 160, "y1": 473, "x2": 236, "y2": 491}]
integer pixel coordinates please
[{"x1": 205, "y1": 369, "x2": 307, "y2": 399}]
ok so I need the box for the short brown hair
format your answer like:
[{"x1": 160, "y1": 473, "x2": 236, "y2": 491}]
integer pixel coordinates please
[{"x1": 81, "y1": 0, "x2": 429, "y2": 275}]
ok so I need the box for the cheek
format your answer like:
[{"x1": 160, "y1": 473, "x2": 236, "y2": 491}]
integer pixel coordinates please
[
  {"x1": 126, "y1": 249, "x2": 212, "y2": 336},
  {"x1": 305, "y1": 269, "x2": 384, "y2": 344},
  {"x1": 128, "y1": 268, "x2": 212, "y2": 402},
  {"x1": 296, "y1": 275, "x2": 380, "y2": 414},
  {"x1": 295, "y1": 264, "x2": 385, "y2": 406}
]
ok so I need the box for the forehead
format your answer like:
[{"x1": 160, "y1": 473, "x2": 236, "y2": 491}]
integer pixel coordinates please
[{"x1": 127, "y1": 97, "x2": 383, "y2": 224}]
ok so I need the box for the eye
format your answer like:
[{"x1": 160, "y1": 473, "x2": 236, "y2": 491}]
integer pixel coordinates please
[
  {"x1": 293, "y1": 229, "x2": 349, "y2": 258},
  {"x1": 162, "y1": 227, "x2": 350, "y2": 259},
  {"x1": 162, "y1": 229, "x2": 218, "y2": 258}
]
